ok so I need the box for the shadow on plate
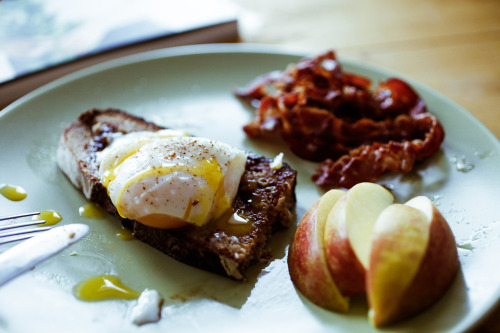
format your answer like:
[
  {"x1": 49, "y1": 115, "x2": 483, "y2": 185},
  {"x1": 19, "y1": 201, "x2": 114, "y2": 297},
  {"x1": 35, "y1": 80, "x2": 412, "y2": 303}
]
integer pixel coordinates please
[{"x1": 301, "y1": 266, "x2": 470, "y2": 331}]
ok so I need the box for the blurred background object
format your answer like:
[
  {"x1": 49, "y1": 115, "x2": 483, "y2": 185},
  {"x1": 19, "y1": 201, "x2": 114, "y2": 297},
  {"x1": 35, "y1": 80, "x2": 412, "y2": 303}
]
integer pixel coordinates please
[
  {"x1": 0, "y1": 0, "x2": 238, "y2": 108},
  {"x1": 1, "y1": 0, "x2": 498, "y2": 140}
]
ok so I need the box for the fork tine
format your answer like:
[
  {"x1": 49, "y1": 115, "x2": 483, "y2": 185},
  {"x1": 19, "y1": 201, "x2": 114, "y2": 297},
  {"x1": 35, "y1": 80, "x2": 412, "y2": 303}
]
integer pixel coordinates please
[
  {"x1": 0, "y1": 212, "x2": 50, "y2": 246},
  {"x1": 0, "y1": 220, "x2": 47, "y2": 231},
  {"x1": 0, "y1": 212, "x2": 40, "y2": 221},
  {"x1": 0, "y1": 226, "x2": 51, "y2": 239},
  {"x1": 0, "y1": 234, "x2": 40, "y2": 245}
]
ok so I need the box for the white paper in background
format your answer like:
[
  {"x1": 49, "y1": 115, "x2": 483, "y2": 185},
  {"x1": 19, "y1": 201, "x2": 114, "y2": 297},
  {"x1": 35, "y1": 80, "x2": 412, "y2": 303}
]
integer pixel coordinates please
[
  {"x1": 0, "y1": 53, "x2": 16, "y2": 83},
  {"x1": 0, "y1": 0, "x2": 238, "y2": 82}
]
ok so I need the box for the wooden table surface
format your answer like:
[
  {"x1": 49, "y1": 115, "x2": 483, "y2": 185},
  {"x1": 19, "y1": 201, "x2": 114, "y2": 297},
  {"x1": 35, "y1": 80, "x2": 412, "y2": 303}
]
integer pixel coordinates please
[{"x1": 229, "y1": 0, "x2": 500, "y2": 331}]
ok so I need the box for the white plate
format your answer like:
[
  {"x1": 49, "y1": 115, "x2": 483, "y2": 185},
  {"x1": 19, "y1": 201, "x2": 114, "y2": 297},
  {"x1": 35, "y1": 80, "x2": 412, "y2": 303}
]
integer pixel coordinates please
[{"x1": 1, "y1": 44, "x2": 499, "y2": 333}]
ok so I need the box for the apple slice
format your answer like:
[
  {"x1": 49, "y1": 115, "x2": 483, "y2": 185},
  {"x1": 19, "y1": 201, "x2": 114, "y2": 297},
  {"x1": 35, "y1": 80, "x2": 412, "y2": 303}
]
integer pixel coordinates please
[
  {"x1": 287, "y1": 189, "x2": 349, "y2": 312},
  {"x1": 367, "y1": 196, "x2": 459, "y2": 326},
  {"x1": 323, "y1": 182, "x2": 394, "y2": 296}
]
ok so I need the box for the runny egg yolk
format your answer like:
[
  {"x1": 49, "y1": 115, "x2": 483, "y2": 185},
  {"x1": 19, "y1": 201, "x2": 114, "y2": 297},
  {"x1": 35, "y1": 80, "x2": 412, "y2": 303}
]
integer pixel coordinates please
[
  {"x1": 116, "y1": 227, "x2": 135, "y2": 240},
  {"x1": 74, "y1": 275, "x2": 140, "y2": 301},
  {"x1": 0, "y1": 184, "x2": 27, "y2": 201},
  {"x1": 98, "y1": 131, "x2": 247, "y2": 229},
  {"x1": 79, "y1": 203, "x2": 106, "y2": 219},
  {"x1": 35, "y1": 210, "x2": 63, "y2": 226}
]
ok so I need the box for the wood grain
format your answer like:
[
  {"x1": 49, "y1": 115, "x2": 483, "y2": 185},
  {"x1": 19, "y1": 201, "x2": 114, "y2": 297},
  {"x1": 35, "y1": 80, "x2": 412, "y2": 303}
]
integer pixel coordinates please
[{"x1": 232, "y1": 0, "x2": 500, "y2": 139}]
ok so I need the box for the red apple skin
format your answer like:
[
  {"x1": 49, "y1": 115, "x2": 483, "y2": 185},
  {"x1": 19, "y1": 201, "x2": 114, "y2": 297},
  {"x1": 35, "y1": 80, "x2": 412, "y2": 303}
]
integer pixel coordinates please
[
  {"x1": 323, "y1": 195, "x2": 366, "y2": 296},
  {"x1": 394, "y1": 204, "x2": 458, "y2": 323},
  {"x1": 367, "y1": 202, "x2": 459, "y2": 326},
  {"x1": 288, "y1": 195, "x2": 349, "y2": 313}
]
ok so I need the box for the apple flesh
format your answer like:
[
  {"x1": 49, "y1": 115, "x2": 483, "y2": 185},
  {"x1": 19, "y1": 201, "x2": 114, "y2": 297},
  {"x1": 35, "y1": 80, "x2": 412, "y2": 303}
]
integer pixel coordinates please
[
  {"x1": 367, "y1": 196, "x2": 459, "y2": 326},
  {"x1": 287, "y1": 189, "x2": 349, "y2": 312},
  {"x1": 323, "y1": 182, "x2": 394, "y2": 296},
  {"x1": 288, "y1": 183, "x2": 458, "y2": 326}
]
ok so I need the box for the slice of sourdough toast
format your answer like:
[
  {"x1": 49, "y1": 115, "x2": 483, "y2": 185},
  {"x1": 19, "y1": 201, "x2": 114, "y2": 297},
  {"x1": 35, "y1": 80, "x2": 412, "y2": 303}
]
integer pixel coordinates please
[{"x1": 57, "y1": 108, "x2": 297, "y2": 280}]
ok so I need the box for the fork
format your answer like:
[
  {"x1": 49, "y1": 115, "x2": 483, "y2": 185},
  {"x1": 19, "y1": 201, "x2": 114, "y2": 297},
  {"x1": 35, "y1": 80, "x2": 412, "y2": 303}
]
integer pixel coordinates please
[{"x1": 0, "y1": 212, "x2": 50, "y2": 246}]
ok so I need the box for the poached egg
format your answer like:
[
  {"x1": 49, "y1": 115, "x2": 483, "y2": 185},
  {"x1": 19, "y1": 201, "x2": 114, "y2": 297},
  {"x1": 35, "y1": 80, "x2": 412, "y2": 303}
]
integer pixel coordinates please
[{"x1": 98, "y1": 130, "x2": 247, "y2": 229}]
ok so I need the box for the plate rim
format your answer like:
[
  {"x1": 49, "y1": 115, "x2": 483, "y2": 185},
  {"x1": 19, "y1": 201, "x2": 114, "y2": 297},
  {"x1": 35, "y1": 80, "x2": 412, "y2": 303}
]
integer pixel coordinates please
[
  {"x1": 3, "y1": 43, "x2": 498, "y2": 146},
  {"x1": 1, "y1": 42, "x2": 499, "y2": 332}
]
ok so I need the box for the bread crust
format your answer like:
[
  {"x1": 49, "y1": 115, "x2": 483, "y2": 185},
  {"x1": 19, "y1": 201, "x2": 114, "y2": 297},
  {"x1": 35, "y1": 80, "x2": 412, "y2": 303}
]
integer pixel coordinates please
[{"x1": 57, "y1": 108, "x2": 297, "y2": 280}]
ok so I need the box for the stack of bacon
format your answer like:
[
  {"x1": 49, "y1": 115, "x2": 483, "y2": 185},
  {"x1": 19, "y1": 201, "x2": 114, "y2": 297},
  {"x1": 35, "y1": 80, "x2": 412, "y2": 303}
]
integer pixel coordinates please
[{"x1": 234, "y1": 50, "x2": 445, "y2": 189}]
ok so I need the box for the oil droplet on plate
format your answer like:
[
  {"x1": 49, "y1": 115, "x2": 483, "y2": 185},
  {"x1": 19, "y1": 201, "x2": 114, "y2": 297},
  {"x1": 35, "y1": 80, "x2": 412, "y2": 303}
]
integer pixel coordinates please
[
  {"x1": 430, "y1": 194, "x2": 444, "y2": 207},
  {"x1": 457, "y1": 242, "x2": 475, "y2": 251},
  {"x1": 35, "y1": 210, "x2": 63, "y2": 226},
  {"x1": 116, "y1": 227, "x2": 135, "y2": 240},
  {"x1": 474, "y1": 150, "x2": 493, "y2": 160},
  {"x1": 0, "y1": 184, "x2": 27, "y2": 201},
  {"x1": 79, "y1": 203, "x2": 105, "y2": 219},
  {"x1": 450, "y1": 155, "x2": 474, "y2": 173},
  {"x1": 74, "y1": 275, "x2": 140, "y2": 301},
  {"x1": 457, "y1": 221, "x2": 500, "y2": 252}
]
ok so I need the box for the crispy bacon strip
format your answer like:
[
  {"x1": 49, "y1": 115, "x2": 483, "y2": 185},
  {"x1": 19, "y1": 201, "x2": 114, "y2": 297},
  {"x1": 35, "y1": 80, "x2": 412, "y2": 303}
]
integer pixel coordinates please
[{"x1": 235, "y1": 50, "x2": 445, "y2": 189}]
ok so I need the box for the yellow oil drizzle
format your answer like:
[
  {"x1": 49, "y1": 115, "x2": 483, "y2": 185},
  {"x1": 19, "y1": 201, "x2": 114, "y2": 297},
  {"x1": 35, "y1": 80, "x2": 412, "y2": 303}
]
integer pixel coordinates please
[
  {"x1": 101, "y1": 147, "x2": 140, "y2": 188},
  {"x1": 211, "y1": 209, "x2": 254, "y2": 236},
  {"x1": 137, "y1": 214, "x2": 189, "y2": 229},
  {"x1": 0, "y1": 184, "x2": 27, "y2": 201},
  {"x1": 35, "y1": 210, "x2": 63, "y2": 226},
  {"x1": 73, "y1": 275, "x2": 140, "y2": 301},
  {"x1": 79, "y1": 203, "x2": 105, "y2": 219},
  {"x1": 116, "y1": 227, "x2": 135, "y2": 240}
]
